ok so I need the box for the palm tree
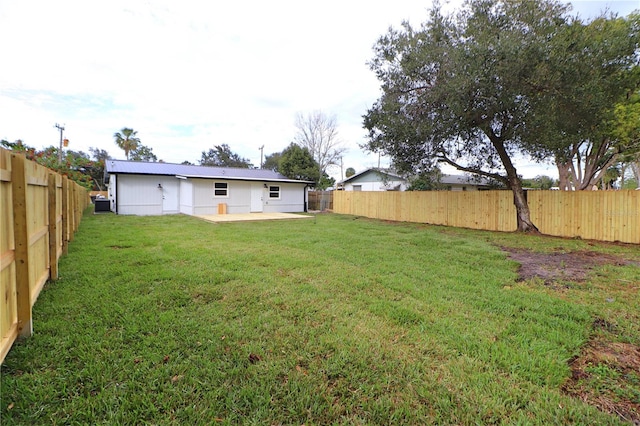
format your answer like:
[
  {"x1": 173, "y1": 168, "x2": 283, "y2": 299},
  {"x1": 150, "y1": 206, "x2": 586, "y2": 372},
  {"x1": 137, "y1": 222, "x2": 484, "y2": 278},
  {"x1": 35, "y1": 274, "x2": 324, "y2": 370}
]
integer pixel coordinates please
[{"x1": 113, "y1": 128, "x2": 140, "y2": 160}]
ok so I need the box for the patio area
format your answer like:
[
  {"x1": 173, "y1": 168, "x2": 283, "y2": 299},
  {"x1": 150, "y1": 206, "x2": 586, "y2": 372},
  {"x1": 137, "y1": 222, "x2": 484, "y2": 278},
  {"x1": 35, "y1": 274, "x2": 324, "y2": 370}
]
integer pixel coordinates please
[{"x1": 193, "y1": 212, "x2": 314, "y2": 223}]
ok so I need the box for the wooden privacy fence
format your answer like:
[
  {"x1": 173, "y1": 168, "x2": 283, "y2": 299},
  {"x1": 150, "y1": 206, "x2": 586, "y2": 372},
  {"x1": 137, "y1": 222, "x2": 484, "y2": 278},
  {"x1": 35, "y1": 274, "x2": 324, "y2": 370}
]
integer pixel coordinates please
[
  {"x1": 333, "y1": 190, "x2": 639, "y2": 244},
  {"x1": 1, "y1": 149, "x2": 90, "y2": 364}
]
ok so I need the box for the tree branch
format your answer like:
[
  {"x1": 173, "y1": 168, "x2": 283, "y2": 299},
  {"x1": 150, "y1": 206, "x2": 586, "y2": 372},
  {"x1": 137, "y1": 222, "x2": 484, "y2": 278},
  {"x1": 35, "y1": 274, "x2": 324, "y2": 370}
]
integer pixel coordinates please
[{"x1": 435, "y1": 154, "x2": 508, "y2": 185}]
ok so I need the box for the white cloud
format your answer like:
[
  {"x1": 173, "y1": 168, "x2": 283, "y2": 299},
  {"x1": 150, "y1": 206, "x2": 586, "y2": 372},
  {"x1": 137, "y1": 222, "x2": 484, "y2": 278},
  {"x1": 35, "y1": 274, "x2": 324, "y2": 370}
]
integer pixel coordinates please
[{"x1": 1, "y1": 0, "x2": 637, "y2": 180}]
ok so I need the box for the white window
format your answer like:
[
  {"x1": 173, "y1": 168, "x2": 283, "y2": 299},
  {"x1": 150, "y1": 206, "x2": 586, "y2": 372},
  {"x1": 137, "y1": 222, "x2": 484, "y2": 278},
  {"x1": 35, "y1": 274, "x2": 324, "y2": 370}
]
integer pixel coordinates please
[
  {"x1": 353, "y1": 185, "x2": 362, "y2": 191},
  {"x1": 214, "y1": 182, "x2": 228, "y2": 197},
  {"x1": 268, "y1": 185, "x2": 280, "y2": 199}
]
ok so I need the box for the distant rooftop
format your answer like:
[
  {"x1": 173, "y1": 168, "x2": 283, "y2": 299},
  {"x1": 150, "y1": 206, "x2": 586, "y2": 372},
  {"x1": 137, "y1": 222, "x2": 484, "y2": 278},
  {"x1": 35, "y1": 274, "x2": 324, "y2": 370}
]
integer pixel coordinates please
[
  {"x1": 105, "y1": 160, "x2": 312, "y2": 183},
  {"x1": 337, "y1": 167, "x2": 494, "y2": 186}
]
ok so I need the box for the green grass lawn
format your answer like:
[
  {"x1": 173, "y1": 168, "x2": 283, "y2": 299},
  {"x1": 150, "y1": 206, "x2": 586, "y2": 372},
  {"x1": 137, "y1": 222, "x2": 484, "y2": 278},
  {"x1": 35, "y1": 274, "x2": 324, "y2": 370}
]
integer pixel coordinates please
[{"x1": 2, "y1": 211, "x2": 639, "y2": 425}]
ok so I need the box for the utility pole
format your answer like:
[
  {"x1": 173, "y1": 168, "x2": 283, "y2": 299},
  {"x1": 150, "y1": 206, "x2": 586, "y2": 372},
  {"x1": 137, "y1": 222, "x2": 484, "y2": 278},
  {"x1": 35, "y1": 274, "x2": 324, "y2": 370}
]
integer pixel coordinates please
[
  {"x1": 259, "y1": 145, "x2": 264, "y2": 169},
  {"x1": 55, "y1": 123, "x2": 65, "y2": 164}
]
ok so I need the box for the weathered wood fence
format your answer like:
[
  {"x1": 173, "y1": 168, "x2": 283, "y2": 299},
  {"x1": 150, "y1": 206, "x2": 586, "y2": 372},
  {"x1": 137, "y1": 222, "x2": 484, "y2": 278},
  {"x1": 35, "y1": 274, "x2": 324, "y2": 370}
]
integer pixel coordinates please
[
  {"x1": 1, "y1": 149, "x2": 90, "y2": 364},
  {"x1": 308, "y1": 191, "x2": 333, "y2": 211},
  {"x1": 334, "y1": 190, "x2": 639, "y2": 244}
]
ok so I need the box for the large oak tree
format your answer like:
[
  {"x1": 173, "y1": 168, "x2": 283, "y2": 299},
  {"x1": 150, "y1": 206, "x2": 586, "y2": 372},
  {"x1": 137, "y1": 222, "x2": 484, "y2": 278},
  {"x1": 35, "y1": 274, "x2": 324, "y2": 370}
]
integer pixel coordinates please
[{"x1": 364, "y1": 0, "x2": 574, "y2": 232}]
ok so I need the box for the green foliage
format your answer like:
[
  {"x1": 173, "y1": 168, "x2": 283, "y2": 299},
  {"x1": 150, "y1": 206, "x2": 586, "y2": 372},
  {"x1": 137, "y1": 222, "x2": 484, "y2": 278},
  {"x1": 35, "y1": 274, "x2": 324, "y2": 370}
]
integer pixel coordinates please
[
  {"x1": 279, "y1": 143, "x2": 317, "y2": 181},
  {"x1": 622, "y1": 178, "x2": 639, "y2": 189},
  {"x1": 406, "y1": 168, "x2": 443, "y2": 191},
  {"x1": 613, "y1": 90, "x2": 640, "y2": 148},
  {"x1": 1, "y1": 140, "x2": 104, "y2": 190},
  {"x1": 521, "y1": 175, "x2": 557, "y2": 190},
  {"x1": 318, "y1": 173, "x2": 335, "y2": 190},
  {"x1": 1, "y1": 139, "x2": 33, "y2": 153},
  {"x1": 113, "y1": 128, "x2": 140, "y2": 160},
  {"x1": 262, "y1": 152, "x2": 282, "y2": 171},
  {"x1": 200, "y1": 144, "x2": 252, "y2": 168},
  {"x1": 2, "y1": 213, "x2": 638, "y2": 424},
  {"x1": 532, "y1": 14, "x2": 640, "y2": 189},
  {"x1": 129, "y1": 144, "x2": 157, "y2": 162},
  {"x1": 264, "y1": 144, "x2": 334, "y2": 188},
  {"x1": 345, "y1": 167, "x2": 356, "y2": 177},
  {"x1": 363, "y1": 0, "x2": 580, "y2": 230}
]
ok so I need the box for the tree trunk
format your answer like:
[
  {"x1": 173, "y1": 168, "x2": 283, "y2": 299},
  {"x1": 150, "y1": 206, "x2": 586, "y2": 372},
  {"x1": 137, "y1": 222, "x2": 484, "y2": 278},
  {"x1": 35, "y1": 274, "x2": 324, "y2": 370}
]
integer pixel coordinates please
[
  {"x1": 631, "y1": 162, "x2": 640, "y2": 189},
  {"x1": 490, "y1": 135, "x2": 539, "y2": 233},
  {"x1": 509, "y1": 175, "x2": 539, "y2": 233},
  {"x1": 556, "y1": 160, "x2": 573, "y2": 191}
]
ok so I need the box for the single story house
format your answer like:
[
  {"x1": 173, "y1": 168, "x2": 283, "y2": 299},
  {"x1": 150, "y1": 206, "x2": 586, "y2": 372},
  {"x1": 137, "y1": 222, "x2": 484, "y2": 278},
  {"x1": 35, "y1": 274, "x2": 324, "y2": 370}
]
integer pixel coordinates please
[
  {"x1": 337, "y1": 168, "x2": 494, "y2": 191},
  {"x1": 105, "y1": 160, "x2": 312, "y2": 216},
  {"x1": 337, "y1": 168, "x2": 408, "y2": 191}
]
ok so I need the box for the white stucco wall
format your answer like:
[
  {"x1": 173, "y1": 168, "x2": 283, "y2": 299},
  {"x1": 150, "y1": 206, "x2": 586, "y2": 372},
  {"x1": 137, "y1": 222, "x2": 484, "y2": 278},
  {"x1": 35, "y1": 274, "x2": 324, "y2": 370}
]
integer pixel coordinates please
[
  {"x1": 344, "y1": 179, "x2": 407, "y2": 191},
  {"x1": 110, "y1": 174, "x2": 181, "y2": 215},
  {"x1": 109, "y1": 174, "x2": 307, "y2": 215},
  {"x1": 192, "y1": 179, "x2": 306, "y2": 214},
  {"x1": 262, "y1": 182, "x2": 306, "y2": 213}
]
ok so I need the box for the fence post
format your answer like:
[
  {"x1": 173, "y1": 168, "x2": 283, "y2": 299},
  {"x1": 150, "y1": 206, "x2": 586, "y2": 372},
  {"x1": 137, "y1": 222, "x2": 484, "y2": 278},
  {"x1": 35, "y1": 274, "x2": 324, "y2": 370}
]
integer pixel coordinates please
[
  {"x1": 48, "y1": 172, "x2": 58, "y2": 281},
  {"x1": 70, "y1": 183, "x2": 77, "y2": 240},
  {"x1": 62, "y1": 176, "x2": 69, "y2": 255},
  {"x1": 10, "y1": 154, "x2": 32, "y2": 337}
]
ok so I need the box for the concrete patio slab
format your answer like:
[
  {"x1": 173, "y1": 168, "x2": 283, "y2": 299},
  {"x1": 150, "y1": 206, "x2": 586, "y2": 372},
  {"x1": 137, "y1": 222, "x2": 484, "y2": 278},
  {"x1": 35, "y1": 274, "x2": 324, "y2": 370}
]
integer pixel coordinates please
[{"x1": 194, "y1": 212, "x2": 314, "y2": 223}]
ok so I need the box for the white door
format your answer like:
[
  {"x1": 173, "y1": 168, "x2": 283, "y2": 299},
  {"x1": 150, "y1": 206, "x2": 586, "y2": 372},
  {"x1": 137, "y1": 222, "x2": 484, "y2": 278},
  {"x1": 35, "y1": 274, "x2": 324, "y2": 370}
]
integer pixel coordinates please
[
  {"x1": 162, "y1": 180, "x2": 179, "y2": 213},
  {"x1": 250, "y1": 183, "x2": 263, "y2": 212}
]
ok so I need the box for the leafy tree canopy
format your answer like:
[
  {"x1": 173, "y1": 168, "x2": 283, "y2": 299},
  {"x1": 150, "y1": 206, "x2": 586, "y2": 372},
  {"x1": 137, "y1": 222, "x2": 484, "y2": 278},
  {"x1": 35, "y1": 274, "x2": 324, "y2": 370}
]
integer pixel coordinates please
[
  {"x1": 262, "y1": 152, "x2": 282, "y2": 171},
  {"x1": 362, "y1": 0, "x2": 637, "y2": 231},
  {"x1": 532, "y1": 14, "x2": 640, "y2": 190},
  {"x1": 264, "y1": 143, "x2": 335, "y2": 189},
  {"x1": 129, "y1": 144, "x2": 158, "y2": 162},
  {"x1": 1, "y1": 140, "x2": 113, "y2": 190},
  {"x1": 406, "y1": 168, "x2": 444, "y2": 191},
  {"x1": 345, "y1": 167, "x2": 356, "y2": 178},
  {"x1": 200, "y1": 144, "x2": 252, "y2": 168},
  {"x1": 279, "y1": 143, "x2": 318, "y2": 182},
  {"x1": 521, "y1": 175, "x2": 557, "y2": 190}
]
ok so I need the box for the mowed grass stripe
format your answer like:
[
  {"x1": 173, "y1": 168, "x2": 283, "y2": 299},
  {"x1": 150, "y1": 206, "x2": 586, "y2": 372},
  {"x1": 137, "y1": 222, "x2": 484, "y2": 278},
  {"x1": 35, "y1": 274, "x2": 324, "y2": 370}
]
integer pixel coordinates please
[{"x1": 2, "y1": 212, "x2": 636, "y2": 425}]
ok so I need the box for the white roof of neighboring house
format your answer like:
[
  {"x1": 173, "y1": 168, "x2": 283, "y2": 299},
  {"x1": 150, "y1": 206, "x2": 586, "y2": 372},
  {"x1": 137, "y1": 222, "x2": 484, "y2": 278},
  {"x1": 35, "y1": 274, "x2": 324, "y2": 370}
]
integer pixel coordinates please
[
  {"x1": 439, "y1": 174, "x2": 494, "y2": 186},
  {"x1": 337, "y1": 168, "x2": 405, "y2": 185},
  {"x1": 337, "y1": 167, "x2": 493, "y2": 187},
  {"x1": 106, "y1": 160, "x2": 313, "y2": 184}
]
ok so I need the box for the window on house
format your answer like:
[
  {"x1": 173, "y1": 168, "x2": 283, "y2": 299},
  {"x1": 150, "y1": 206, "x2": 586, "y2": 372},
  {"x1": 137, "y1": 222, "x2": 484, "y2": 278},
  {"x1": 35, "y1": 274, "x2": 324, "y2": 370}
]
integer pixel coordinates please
[
  {"x1": 268, "y1": 185, "x2": 280, "y2": 199},
  {"x1": 214, "y1": 182, "x2": 228, "y2": 197},
  {"x1": 353, "y1": 185, "x2": 362, "y2": 191}
]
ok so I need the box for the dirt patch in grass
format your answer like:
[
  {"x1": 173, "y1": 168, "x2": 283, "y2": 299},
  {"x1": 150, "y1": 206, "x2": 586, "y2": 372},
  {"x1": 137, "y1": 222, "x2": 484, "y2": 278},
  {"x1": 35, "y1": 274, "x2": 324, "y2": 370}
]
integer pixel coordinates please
[
  {"x1": 562, "y1": 335, "x2": 640, "y2": 424},
  {"x1": 503, "y1": 248, "x2": 632, "y2": 284},
  {"x1": 502, "y1": 247, "x2": 639, "y2": 423}
]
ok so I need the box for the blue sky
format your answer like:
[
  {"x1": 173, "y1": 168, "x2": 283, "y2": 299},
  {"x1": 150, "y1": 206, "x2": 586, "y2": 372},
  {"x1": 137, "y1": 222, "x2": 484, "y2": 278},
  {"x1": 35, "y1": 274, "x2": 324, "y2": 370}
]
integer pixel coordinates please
[{"x1": 1, "y1": 0, "x2": 638, "y2": 180}]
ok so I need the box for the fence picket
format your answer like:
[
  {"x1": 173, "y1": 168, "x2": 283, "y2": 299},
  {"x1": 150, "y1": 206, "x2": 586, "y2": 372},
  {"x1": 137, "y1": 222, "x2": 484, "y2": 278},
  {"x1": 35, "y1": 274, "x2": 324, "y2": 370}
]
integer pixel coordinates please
[
  {"x1": 334, "y1": 190, "x2": 639, "y2": 244},
  {"x1": 1, "y1": 148, "x2": 89, "y2": 364}
]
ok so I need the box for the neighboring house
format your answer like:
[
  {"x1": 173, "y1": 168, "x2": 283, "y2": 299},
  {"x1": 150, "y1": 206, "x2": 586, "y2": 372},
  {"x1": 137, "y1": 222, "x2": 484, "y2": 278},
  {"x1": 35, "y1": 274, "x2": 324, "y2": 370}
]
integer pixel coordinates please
[
  {"x1": 337, "y1": 167, "x2": 494, "y2": 191},
  {"x1": 438, "y1": 174, "x2": 495, "y2": 191},
  {"x1": 105, "y1": 160, "x2": 312, "y2": 216},
  {"x1": 337, "y1": 168, "x2": 408, "y2": 191}
]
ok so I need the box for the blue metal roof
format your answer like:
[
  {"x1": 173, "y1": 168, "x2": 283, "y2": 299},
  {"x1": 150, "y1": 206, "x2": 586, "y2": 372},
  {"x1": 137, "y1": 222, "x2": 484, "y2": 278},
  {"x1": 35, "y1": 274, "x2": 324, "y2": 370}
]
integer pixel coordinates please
[{"x1": 106, "y1": 160, "x2": 311, "y2": 184}]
